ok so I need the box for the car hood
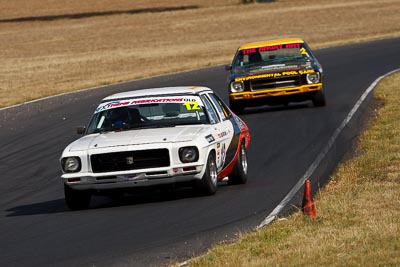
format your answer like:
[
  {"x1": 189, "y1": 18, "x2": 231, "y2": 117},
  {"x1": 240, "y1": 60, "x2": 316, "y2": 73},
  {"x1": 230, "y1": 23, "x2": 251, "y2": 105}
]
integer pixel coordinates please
[
  {"x1": 233, "y1": 61, "x2": 311, "y2": 77},
  {"x1": 68, "y1": 126, "x2": 206, "y2": 151}
]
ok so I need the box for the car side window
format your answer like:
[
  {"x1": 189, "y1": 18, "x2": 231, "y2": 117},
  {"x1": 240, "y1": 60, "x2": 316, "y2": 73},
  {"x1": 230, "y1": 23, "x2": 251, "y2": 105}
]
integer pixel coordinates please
[
  {"x1": 200, "y1": 95, "x2": 219, "y2": 124},
  {"x1": 207, "y1": 93, "x2": 231, "y2": 121}
]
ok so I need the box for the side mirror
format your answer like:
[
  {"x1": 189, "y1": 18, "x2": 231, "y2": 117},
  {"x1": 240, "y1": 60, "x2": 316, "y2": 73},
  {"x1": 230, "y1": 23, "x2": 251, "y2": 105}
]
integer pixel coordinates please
[
  {"x1": 76, "y1": 126, "x2": 86, "y2": 135},
  {"x1": 225, "y1": 64, "x2": 232, "y2": 71}
]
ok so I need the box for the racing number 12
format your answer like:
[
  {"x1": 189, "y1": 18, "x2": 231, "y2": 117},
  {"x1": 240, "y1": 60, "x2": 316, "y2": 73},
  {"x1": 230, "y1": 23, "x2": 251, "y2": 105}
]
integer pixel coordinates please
[{"x1": 183, "y1": 102, "x2": 200, "y2": 110}]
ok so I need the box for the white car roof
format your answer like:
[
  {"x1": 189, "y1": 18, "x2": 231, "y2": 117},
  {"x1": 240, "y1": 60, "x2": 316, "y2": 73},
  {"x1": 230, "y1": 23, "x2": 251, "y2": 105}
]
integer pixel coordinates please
[{"x1": 102, "y1": 86, "x2": 213, "y2": 101}]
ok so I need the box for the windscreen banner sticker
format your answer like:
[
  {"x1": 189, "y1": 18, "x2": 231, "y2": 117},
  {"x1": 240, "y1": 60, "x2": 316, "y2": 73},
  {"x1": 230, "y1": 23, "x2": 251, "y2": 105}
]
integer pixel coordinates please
[
  {"x1": 234, "y1": 69, "x2": 315, "y2": 82},
  {"x1": 242, "y1": 43, "x2": 302, "y2": 55},
  {"x1": 95, "y1": 96, "x2": 202, "y2": 113}
]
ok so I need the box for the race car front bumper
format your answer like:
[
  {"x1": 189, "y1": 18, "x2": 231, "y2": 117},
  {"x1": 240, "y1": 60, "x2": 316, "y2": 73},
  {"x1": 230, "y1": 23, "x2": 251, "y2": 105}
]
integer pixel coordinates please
[
  {"x1": 230, "y1": 83, "x2": 323, "y2": 101},
  {"x1": 62, "y1": 164, "x2": 204, "y2": 191}
]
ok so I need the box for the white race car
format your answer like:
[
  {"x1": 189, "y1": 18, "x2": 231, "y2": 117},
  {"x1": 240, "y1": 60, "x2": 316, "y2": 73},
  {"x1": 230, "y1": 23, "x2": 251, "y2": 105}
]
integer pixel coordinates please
[{"x1": 60, "y1": 86, "x2": 251, "y2": 210}]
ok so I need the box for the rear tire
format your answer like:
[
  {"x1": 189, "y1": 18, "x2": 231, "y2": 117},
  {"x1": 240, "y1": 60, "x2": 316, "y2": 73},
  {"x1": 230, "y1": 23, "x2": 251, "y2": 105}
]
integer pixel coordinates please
[
  {"x1": 228, "y1": 141, "x2": 248, "y2": 185},
  {"x1": 196, "y1": 153, "x2": 218, "y2": 195},
  {"x1": 312, "y1": 88, "x2": 326, "y2": 107},
  {"x1": 64, "y1": 184, "x2": 91, "y2": 210}
]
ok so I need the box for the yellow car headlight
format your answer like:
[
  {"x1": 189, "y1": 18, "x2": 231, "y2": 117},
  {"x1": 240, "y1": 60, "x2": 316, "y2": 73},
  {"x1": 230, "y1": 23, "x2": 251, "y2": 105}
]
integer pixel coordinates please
[
  {"x1": 306, "y1": 72, "x2": 320, "y2": 84},
  {"x1": 230, "y1": 81, "x2": 245, "y2": 93}
]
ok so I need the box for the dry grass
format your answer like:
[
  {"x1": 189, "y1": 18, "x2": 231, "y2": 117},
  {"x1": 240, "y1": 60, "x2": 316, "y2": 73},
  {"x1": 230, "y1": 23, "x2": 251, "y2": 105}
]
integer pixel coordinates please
[
  {"x1": 0, "y1": 0, "x2": 238, "y2": 19},
  {"x1": 0, "y1": 0, "x2": 400, "y2": 107},
  {"x1": 176, "y1": 72, "x2": 400, "y2": 266}
]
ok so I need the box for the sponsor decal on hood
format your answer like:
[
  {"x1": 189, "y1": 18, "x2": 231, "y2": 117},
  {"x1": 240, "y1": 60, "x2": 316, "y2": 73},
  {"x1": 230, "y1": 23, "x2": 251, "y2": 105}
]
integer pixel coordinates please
[{"x1": 234, "y1": 69, "x2": 315, "y2": 82}]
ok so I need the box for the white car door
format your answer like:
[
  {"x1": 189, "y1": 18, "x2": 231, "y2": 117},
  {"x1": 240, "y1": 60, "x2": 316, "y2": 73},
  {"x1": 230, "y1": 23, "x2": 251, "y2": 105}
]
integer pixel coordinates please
[{"x1": 201, "y1": 93, "x2": 235, "y2": 172}]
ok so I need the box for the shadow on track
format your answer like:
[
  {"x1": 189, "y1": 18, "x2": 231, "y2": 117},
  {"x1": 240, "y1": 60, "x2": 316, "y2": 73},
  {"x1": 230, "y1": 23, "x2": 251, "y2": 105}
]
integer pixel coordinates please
[
  {"x1": 239, "y1": 102, "x2": 311, "y2": 116},
  {"x1": 5, "y1": 182, "x2": 230, "y2": 216},
  {"x1": 5, "y1": 199, "x2": 66, "y2": 217}
]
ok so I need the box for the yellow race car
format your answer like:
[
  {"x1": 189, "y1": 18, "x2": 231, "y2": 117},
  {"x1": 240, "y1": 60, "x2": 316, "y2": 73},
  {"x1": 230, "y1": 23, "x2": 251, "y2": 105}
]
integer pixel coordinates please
[{"x1": 226, "y1": 38, "x2": 325, "y2": 113}]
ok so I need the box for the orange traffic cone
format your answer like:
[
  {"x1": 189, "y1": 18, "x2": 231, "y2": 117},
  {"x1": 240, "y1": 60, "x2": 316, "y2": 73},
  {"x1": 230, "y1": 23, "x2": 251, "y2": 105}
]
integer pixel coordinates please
[{"x1": 302, "y1": 179, "x2": 316, "y2": 218}]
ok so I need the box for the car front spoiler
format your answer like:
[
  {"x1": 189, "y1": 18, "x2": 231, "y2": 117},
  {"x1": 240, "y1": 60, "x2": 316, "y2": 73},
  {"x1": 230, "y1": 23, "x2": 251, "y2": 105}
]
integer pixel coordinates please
[{"x1": 230, "y1": 83, "x2": 322, "y2": 101}]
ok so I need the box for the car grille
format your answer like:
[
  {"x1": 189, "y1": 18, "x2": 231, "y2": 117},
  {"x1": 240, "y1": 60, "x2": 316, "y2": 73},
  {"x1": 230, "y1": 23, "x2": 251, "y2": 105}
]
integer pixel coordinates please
[
  {"x1": 250, "y1": 75, "x2": 301, "y2": 90},
  {"x1": 91, "y1": 149, "x2": 170, "y2": 173}
]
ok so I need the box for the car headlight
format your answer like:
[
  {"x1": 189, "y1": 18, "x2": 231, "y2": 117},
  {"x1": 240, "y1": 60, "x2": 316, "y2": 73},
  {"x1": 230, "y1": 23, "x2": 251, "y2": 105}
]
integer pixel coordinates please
[
  {"x1": 179, "y1": 147, "x2": 199, "y2": 163},
  {"x1": 306, "y1": 72, "x2": 320, "y2": 84},
  {"x1": 230, "y1": 81, "x2": 244, "y2": 93},
  {"x1": 61, "y1": 157, "x2": 81, "y2": 173}
]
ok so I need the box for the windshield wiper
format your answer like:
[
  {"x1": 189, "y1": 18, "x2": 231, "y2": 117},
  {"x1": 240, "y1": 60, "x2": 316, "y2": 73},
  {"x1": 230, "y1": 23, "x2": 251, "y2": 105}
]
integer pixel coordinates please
[
  {"x1": 277, "y1": 56, "x2": 310, "y2": 63},
  {"x1": 128, "y1": 124, "x2": 157, "y2": 129}
]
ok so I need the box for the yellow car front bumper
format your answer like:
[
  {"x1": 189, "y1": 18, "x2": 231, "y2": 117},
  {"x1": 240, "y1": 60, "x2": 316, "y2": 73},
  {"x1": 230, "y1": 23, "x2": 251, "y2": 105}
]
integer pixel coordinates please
[{"x1": 230, "y1": 83, "x2": 323, "y2": 101}]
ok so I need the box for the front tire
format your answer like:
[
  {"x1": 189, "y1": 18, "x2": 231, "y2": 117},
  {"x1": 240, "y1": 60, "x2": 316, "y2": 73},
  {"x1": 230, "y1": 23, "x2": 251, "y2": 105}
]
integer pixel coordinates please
[
  {"x1": 312, "y1": 88, "x2": 326, "y2": 107},
  {"x1": 196, "y1": 152, "x2": 218, "y2": 195},
  {"x1": 64, "y1": 184, "x2": 91, "y2": 210},
  {"x1": 228, "y1": 141, "x2": 248, "y2": 185}
]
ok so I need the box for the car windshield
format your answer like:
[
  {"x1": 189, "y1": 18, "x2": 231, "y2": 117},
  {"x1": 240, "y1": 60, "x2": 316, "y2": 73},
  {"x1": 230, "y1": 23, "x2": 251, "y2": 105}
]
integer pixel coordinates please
[
  {"x1": 233, "y1": 42, "x2": 312, "y2": 69},
  {"x1": 86, "y1": 95, "x2": 209, "y2": 134}
]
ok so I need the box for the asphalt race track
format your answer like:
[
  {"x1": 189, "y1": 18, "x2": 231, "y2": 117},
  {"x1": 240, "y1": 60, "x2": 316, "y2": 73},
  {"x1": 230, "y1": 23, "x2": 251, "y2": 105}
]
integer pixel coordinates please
[{"x1": 0, "y1": 38, "x2": 399, "y2": 267}]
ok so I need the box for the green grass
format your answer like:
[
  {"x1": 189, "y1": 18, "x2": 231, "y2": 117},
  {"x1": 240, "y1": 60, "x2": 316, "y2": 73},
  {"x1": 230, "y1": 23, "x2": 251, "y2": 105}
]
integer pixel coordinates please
[{"x1": 174, "y1": 72, "x2": 400, "y2": 267}]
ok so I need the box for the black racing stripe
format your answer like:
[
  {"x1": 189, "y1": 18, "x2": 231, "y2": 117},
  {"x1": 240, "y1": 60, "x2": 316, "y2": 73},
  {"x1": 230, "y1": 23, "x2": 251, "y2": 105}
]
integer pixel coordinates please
[{"x1": 223, "y1": 117, "x2": 242, "y2": 169}]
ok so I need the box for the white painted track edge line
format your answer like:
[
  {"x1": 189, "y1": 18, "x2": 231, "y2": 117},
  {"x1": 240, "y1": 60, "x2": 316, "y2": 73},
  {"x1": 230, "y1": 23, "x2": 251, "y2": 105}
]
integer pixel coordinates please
[{"x1": 257, "y1": 68, "x2": 400, "y2": 229}]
